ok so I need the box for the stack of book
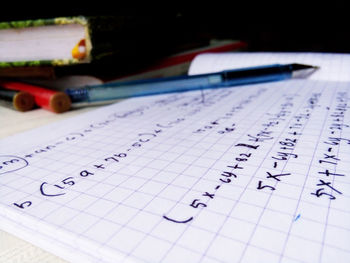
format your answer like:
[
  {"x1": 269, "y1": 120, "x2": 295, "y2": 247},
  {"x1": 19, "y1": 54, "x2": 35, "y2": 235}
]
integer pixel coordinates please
[{"x1": 0, "y1": 15, "x2": 247, "y2": 112}]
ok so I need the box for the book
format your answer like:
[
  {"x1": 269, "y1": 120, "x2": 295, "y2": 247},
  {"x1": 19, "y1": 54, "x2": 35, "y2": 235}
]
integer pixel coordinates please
[
  {"x1": 0, "y1": 15, "x2": 207, "y2": 79},
  {"x1": 0, "y1": 52, "x2": 349, "y2": 263},
  {"x1": 0, "y1": 16, "x2": 111, "y2": 67}
]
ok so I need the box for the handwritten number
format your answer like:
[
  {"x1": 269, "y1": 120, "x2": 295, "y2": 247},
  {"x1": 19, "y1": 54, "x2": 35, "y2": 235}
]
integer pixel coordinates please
[
  {"x1": 190, "y1": 199, "x2": 207, "y2": 208},
  {"x1": 311, "y1": 189, "x2": 336, "y2": 200},
  {"x1": 221, "y1": 171, "x2": 237, "y2": 178},
  {"x1": 239, "y1": 153, "x2": 252, "y2": 158},
  {"x1": 13, "y1": 201, "x2": 32, "y2": 209},
  {"x1": 220, "y1": 178, "x2": 231, "y2": 183},
  {"x1": 257, "y1": 181, "x2": 275, "y2": 191},
  {"x1": 104, "y1": 157, "x2": 119, "y2": 163},
  {"x1": 235, "y1": 143, "x2": 259, "y2": 150},
  {"x1": 80, "y1": 170, "x2": 94, "y2": 177},
  {"x1": 62, "y1": 177, "x2": 75, "y2": 186}
]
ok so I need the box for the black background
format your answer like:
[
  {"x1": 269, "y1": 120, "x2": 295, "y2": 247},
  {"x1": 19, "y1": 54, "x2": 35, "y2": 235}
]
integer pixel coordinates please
[{"x1": 2, "y1": 3, "x2": 350, "y2": 53}]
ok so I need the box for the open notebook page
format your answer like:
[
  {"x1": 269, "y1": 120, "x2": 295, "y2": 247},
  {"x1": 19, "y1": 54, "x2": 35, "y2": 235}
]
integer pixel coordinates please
[
  {"x1": 0, "y1": 61, "x2": 350, "y2": 262},
  {"x1": 189, "y1": 52, "x2": 350, "y2": 81},
  {"x1": 0, "y1": 78, "x2": 350, "y2": 262}
]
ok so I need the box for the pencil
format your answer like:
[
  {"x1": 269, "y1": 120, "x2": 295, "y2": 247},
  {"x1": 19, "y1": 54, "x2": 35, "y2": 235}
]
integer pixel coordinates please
[
  {"x1": 0, "y1": 81, "x2": 71, "y2": 113},
  {"x1": 0, "y1": 88, "x2": 35, "y2": 112}
]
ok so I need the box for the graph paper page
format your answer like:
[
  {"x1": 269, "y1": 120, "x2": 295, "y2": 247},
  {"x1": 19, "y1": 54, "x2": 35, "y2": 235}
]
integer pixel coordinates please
[
  {"x1": 0, "y1": 79, "x2": 349, "y2": 263},
  {"x1": 189, "y1": 52, "x2": 350, "y2": 81}
]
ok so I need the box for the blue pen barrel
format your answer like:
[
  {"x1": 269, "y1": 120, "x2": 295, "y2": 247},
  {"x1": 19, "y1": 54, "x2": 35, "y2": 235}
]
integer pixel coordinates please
[
  {"x1": 66, "y1": 64, "x2": 311, "y2": 103},
  {"x1": 67, "y1": 74, "x2": 224, "y2": 102},
  {"x1": 222, "y1": 64, "x2": 292, "y2": 86},
  {"x1": 89, "y1": 74, "x2": 223, "y2": 101}
]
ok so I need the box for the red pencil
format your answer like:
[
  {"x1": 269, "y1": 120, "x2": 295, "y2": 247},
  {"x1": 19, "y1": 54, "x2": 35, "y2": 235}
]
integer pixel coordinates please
[{"x1": 0, "y1": 81, "x2": 71, "y2": 113}]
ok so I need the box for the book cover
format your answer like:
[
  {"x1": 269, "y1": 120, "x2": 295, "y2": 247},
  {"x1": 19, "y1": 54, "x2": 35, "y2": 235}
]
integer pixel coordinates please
[
  {"x1": 0, "y1": 16, "x2": 94, "y2": 67},
  {"x1": 0, "y1": 15, "x2": 206, "y2": 78}
]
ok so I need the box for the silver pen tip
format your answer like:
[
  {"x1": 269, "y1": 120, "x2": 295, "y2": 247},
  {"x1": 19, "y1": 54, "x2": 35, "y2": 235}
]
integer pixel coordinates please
[{"x1": 292, "y1": 64, "x2": 319, "y2": 78}]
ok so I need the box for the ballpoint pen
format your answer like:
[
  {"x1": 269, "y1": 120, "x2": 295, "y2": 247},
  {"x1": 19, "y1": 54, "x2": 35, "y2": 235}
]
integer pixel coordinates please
[{"x1": 66, "y1": 63, "x2": 319, "y2": 103}]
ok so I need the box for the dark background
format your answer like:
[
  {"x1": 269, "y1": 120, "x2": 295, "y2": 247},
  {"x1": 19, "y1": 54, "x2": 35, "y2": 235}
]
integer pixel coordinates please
[{"x1": 2, "y1": 4, "x2": 350, "y2": 53}]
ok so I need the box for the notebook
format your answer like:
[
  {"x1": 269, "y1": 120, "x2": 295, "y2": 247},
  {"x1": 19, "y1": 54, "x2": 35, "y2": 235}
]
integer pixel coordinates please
[{"x1": 0, "y1": 52, "x2": 349, "y2": 263}]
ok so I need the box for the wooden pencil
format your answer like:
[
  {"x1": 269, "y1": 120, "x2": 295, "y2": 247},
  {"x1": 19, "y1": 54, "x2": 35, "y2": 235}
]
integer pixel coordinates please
[{"x1": 0, "y1": 88, "x2": 35, "y2": 112}]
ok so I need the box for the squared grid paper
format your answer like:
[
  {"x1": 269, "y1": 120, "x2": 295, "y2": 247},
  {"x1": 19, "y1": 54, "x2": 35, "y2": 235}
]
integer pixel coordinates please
[{"x1": 0, "y1": 79, "x2": 349, "y2": 263}]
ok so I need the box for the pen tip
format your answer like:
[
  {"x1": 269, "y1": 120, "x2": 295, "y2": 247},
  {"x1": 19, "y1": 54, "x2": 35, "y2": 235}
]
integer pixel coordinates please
[
  {"x1": 291, "y1": 63, "x2": 320, "y2": 70},
  {"x1": 291, "y1": 63, "x2": 319, "y2": 78}
]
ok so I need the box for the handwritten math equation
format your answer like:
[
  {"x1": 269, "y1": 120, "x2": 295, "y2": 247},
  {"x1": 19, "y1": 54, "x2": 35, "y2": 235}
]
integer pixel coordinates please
[
  {"x1": 163, "y1": 91, "x2": 349, "y2": 224},
  {"x1": 311, "y1": 92, "x2": 350, "y2": 200},
  {"x1": 8, "y1": 88, "x2": 266, "y2": 211},
  {"x1": 11, "y1": 117, "x2": 186, "y2": 210},
  {"x1": 3, "y1": 87, "x2": 348, "y2": 226}
]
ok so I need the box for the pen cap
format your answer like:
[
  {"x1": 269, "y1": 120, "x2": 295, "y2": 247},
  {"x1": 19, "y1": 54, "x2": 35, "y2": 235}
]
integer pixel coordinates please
[{"x1": 0, "y1": 82, "x2": 71, "y2": 113}]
